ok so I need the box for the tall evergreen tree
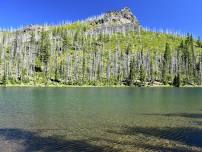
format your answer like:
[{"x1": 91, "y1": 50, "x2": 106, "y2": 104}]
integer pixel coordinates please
[
  {"x1": 127, "y1": 57, "x2": 135, "y2": 86},
  {"x1": 196, "y1": 37, "x2": 201, "y2": 48},
  {"x1": 173, "y1": 74, "x2": 180, "y2": 87},
  {"x1": 39, "y1": 31, "x2": 50, "y2": 64},
  {"x1": 140, "y1": 64, "x2": 145, "y2": 83},
  {"x1": 162, "y1": 43, "x2": 171, "y2": 84},
  {"x1": 39, "y1": 31, "x2": 51, "y2": 73}
]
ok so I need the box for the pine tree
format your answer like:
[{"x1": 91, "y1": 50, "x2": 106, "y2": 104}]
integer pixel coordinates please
[
  {"x1": 82, "y1": 48, "x2": 86, "y2": 83},
  {"x1": 39, "y1": 31, "x2": 51, "y2": 66},
  {"x1": 173, "y1": 74, "x2": 180, "y2": 87},
  {"x1": 39, "y1": 30, "x2": 51, "y2": 77},
  {"x1": 127, "y1": 57, "x2": 135, "y2": 86},
  {"x1": 140, "y1": 64, "x2": 145, "y2": 83},
  {"x1": 62, "y1": 33, "x2": 71, "y2": 52},
  {"x1": 162, "y1": 43, "x2": 171, "y2": 84},
  {"x1": 2, "y1": 67, "x2": 7, "y2": 86},
  {"x1": 183, "y1": 34, "x2": 196, "y2": 83},
  {"x1": 196, "y1": 37, "x2": 201, "y2": 48}
]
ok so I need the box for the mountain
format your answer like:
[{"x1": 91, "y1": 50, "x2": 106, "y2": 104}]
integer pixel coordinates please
[
  {"x1": 0, "y1": 7, "x2": 201, "y2": 87},
  {"x1": 21, "y1": 7, "x2": 140, "y2": 35}
]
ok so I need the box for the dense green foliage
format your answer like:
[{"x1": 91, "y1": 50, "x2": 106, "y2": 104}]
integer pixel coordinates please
[
  {"x1": 0, "y1": 22, "x2": 201, "y2": 87},
  {"x1": 162, "y1": 43, "x2": 171, "y2": 84}
]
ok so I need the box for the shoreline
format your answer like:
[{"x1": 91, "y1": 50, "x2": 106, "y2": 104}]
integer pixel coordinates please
[{"x1": 0, "y1": 84, "x2": 201, "y2": 88}]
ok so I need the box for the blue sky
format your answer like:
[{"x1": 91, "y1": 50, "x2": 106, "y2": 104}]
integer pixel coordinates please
[{"x1": 0, "y1": 0, "x2": 202, "y2": 37}]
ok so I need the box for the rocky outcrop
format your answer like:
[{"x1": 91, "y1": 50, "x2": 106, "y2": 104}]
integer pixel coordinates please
[
  {"x1": 88, "y1": 7, "x2": 140, "y2": 35},
  {"x1": 90, "y1": 7, "x2": 139, "y2": 26}
]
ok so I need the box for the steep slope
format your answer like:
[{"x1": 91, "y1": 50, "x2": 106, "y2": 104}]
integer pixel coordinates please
[{"x1": 0, "y1": 7, "x2": 201, "y2": 87}]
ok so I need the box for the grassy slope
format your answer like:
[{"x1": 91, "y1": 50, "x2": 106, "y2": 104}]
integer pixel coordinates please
[{"x1": 1, "y1": 21, "x2": 202, "y2": 87}]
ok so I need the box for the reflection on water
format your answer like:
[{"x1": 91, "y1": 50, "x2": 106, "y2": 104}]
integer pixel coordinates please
[{"x1": 0, "y1": 88, "x2": 201, "y2": 152}]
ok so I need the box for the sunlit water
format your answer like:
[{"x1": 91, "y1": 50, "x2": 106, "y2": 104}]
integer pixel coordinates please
[{"x1": 0, "y1": 88, "x2": 201, "y2": 152}]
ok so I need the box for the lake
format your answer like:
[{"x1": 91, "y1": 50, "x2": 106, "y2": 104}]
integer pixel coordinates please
[{"x1": 0, "y1": 88, "x2": 201, "y2": 152}]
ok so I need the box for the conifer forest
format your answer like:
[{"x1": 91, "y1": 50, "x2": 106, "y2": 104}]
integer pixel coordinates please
[{"x1": 0, "y1": 8, "x2": 201, "y2": 87}]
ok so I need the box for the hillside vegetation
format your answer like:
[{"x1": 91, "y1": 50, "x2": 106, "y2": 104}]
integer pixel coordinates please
[{"x1": 0, "y1": 8, "x2": 201, "y2": 87}]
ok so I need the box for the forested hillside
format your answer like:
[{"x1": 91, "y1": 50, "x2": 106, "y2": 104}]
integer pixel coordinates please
[{"x1": 0, "y1": 8, "x2": 201, "y2": 87}]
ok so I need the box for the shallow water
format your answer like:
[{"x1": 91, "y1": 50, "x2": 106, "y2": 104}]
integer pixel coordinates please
[{"x1": 0, "y1": 87, "x2": 201, "y2": 152}]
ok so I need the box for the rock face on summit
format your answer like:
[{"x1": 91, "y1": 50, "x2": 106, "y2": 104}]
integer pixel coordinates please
[
  {"x1": 88, "y1": 7, "x2": 140, "y2": 35},
  {"x1": 92, "y1": 7, "x2": 139, "y2": 26}
]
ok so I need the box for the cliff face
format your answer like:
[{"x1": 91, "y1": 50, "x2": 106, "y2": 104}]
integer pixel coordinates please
[
  {"x1": 91, "y1": 7, "x2": 139, "y2": 26},
  {"x1": 88, "y1": 7, "x2": 140, "y2": 35}
]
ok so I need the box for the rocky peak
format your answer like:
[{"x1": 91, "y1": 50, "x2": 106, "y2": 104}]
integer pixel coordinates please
[{"x1": 91, "y1": 7, "x2": 140, "y2": 26}]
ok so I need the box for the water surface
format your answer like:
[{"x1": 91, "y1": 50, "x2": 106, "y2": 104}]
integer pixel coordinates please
[{"x1": 0, "y1": 88, "x2": 201, "y2": 152}]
